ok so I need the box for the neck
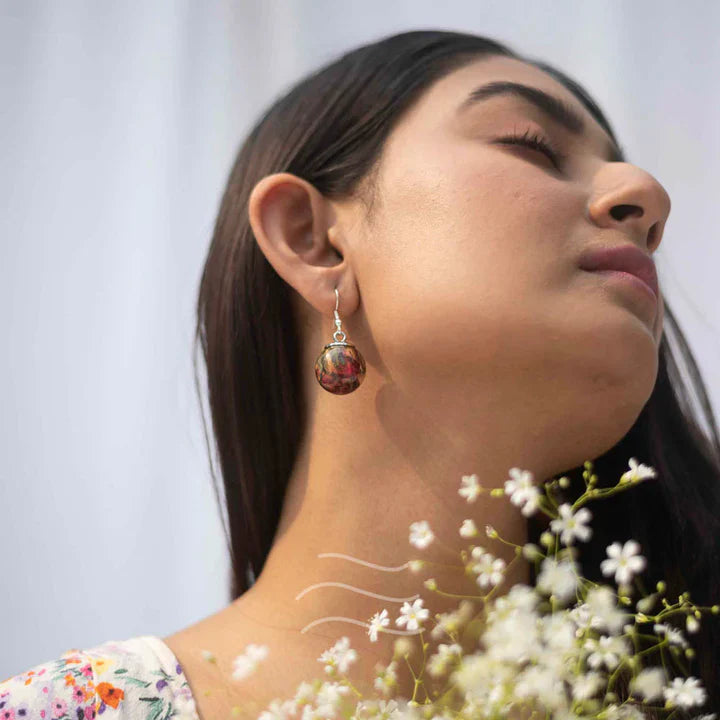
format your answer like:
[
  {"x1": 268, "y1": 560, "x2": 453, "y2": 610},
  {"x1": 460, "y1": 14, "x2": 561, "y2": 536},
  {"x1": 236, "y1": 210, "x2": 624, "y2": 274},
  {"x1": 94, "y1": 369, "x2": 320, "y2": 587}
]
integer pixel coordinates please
[{"x1": 227, "y1": 374, "x2": 576, "y2": 701}]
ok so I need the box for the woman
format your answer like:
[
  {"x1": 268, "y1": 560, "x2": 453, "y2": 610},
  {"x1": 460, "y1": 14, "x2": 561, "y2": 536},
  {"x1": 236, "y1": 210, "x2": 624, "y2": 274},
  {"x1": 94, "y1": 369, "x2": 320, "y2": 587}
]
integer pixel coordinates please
[{"x1": 3, "y1": 29, "x2": 719, "y2": 720}]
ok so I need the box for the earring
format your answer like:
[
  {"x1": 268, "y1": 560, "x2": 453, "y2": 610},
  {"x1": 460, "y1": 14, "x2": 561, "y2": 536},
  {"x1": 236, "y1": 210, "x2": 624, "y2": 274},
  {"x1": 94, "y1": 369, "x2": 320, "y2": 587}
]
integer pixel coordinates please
[{"x1": 314, "y1": 287, "x2": 366, "y2": 395}]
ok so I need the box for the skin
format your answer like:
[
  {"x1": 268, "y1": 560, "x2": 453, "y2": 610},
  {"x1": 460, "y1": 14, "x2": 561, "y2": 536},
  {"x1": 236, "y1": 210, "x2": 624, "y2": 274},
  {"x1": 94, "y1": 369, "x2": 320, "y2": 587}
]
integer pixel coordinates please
[{"x1": 163, "y1": 55, "x2": 671, "y2": 717}]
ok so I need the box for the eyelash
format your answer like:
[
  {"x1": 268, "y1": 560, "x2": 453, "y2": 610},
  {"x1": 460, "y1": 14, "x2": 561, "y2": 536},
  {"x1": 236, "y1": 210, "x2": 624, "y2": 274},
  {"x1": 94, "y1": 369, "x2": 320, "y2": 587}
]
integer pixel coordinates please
[{"x1": 495, "y1": 128, "x2": 565, "y2": 169}]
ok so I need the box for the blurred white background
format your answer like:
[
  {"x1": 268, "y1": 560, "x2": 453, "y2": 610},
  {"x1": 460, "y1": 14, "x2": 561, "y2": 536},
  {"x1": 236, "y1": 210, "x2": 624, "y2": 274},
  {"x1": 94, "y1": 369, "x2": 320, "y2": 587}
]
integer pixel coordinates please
[{"x1": 1, "y1": 0, "x2": 718, "y2": 678}]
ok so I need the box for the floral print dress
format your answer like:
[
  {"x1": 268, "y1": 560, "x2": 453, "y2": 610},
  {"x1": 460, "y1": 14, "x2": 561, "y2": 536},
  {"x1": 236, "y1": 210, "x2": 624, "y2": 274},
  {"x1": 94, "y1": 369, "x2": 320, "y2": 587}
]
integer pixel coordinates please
[{"x1": 0, "y1": 636, "x2": 200, "y2": 720}]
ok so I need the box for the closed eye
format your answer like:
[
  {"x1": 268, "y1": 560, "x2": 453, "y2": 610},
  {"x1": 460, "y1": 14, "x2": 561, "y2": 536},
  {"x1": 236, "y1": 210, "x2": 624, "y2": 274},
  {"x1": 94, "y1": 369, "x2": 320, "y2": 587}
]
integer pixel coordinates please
[{"x1": 493, "y1": 128, "x2": 566, "y2": 170}]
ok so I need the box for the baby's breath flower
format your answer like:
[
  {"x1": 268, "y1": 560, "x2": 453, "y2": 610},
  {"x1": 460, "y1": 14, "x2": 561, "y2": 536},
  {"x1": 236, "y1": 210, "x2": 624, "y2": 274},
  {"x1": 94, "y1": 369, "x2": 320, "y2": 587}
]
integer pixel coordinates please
[
  {"x1": 409, "y1": 520, "x2": 434, "y2": 549},
  {"x1": 459, "y1": 519, "x2": 478, "y2": 537},
  {"x1": 408, "y1": 559, "x2": 424, "y2": 572},
  {"x1": 536, "y1": 557, "x2": 579, "y2": 604},
  {"x1": 583, "y1": 585, "x2": 629, "y2": 635},
  {"x1": 318, "y1": 637, "x2": 357, "y2": 675},
  {"x1": 504, "y1": 467, "x2": 541, "y2": 516},
  {"x1": 367, "y1": 609, "x2": 390, "y2": 642},
  {"x1": 426, "y1": 643, "x2": 462, "y2": 678},
  {"x1": 396, "y1": 598, "x2": 430, "y2": 632},
  {"x1": 620, "y1": 457, "x2": 658, "y2": 484},
  {"x1": 472, "y1": 551, "x2": 506, "y2": 589},
  {"x1": 583, "y1": 634, "x2": 630, "y2": 671},
  {"x1": 452, "y1": 653, "x2": 516, "y2": 701},
  {"x1": 373, "y1": 660, "x2": 398, "y2": 697},
  {"x1": 549, "y1": 503, "x2": 593, "y2": 545},
  {"x1": 630, "y1": 667, "x2": 666, "y2": 701},
  {"x1": 540, "y1": 531, "x2": 554, "y2": 547},
  {"x1": 687, "y1": 614, "x2": 700, "y2": 633},
  {"x1": 315, "y1": 681, "x2": 351, "y2": 717},
  {"x1": 231, "y1": 643, "x2": 269, "y2": 681},
  {"x1": 663, "y1": 676, "x2": 707, "y2": 709},
  {"x1": 513, "y1": 665, "x2": 566, "y2": 709},
  {"x1": 293, "y1": 681, "x2": 316, "y2": 706},
  {"x1": 653, "y1": 622, "x2": 689, "y2": 648},
  {"x1": 257, "y1": 698, "x2": 296, "y2": 720},
  {"x1": 600, "y1": 540, "x2": 646, "y2": 585},
  {"x1": 430, "y1": 605, "x2": 469, "y2": 640},
  {"x1": 571, "y1": 670, "x2": 603, "y2": 701},
  {"x1": 459, "y1": 473, "x2": 482, "y2": 502}
]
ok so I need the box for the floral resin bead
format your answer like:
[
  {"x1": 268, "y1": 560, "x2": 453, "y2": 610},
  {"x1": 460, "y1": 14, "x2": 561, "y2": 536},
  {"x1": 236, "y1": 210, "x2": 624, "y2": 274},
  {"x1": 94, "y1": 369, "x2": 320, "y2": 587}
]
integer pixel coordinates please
[{"x1": 314, "y1": 343, "x2": 366, "y2": 394}]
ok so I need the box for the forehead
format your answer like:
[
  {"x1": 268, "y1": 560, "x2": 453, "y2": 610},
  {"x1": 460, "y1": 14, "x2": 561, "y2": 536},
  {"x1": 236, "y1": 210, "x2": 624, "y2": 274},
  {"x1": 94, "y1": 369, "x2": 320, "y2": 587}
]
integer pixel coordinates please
[{"x1": 399, "y1": 55, "x2": 618, "y2": 160}]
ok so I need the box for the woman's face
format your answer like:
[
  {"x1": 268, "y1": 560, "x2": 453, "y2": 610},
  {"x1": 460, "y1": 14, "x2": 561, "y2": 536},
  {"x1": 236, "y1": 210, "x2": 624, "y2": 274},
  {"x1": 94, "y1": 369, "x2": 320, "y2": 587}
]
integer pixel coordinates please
[{"x1": 340, "y1": 55, "x2": 671, "y2": 462}]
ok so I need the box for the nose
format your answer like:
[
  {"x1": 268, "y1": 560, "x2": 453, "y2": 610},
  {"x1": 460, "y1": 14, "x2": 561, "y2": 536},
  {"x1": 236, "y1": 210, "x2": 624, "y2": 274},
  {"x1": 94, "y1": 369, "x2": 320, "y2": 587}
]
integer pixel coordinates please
[{"x1": 587, "y1": 164, "x2": 672, "y2": 254}]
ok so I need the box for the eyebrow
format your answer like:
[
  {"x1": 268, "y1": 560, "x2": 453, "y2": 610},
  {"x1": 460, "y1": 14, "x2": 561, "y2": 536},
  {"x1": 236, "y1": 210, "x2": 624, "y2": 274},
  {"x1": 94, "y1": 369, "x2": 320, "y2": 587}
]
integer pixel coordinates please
[{"x1": 457, "y1": 80, "x2": 625, "y2": 163}]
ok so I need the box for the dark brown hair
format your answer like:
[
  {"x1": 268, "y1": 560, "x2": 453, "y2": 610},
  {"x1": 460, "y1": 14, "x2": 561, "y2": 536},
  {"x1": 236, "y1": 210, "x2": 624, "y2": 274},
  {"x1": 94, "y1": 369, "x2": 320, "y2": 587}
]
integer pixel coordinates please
[{"x1": 194, "y1": 30, "x2": 720, "y2": 712}]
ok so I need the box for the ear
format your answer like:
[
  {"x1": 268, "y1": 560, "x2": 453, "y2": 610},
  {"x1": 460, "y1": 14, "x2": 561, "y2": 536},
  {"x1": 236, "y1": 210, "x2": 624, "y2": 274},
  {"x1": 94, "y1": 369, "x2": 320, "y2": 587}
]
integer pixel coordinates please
[{"x1": 247, "y1": 172, "x2": 359, "y2": 318}]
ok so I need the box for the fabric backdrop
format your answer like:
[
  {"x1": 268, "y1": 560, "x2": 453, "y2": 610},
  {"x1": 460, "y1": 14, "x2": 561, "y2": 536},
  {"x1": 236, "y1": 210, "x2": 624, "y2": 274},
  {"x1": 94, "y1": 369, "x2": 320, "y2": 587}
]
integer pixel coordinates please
[{"x1": 1, "y1": 0, "x2": 718, "y2": 679}]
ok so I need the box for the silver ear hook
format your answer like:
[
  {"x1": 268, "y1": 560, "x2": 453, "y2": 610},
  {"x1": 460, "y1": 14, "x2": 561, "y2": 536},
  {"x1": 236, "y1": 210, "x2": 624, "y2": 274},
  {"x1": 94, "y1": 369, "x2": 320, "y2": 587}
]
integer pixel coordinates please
[{"x1": 332, "y1": 287, "x2": 346, "y2": 343}]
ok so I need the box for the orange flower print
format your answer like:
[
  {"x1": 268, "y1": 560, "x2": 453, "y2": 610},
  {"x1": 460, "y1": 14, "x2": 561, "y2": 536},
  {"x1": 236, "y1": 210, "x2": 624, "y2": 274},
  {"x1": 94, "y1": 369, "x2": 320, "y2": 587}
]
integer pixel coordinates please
[
  {"x1": 96, "y1": 683, "x2": 124, "y2": 709},
  {"x1": 62, "y1": 653, "x2": 83, "y2": 665},
  {"x1": 63, "y1": 674, "x2": 76, "y2": 687}
]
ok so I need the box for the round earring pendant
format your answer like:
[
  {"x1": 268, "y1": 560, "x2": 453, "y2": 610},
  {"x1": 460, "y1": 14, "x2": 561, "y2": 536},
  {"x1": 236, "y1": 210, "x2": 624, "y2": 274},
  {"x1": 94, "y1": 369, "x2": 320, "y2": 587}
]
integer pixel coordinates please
[{"x1": 314, "y1": 342, "x2": 366, "y2": 394}]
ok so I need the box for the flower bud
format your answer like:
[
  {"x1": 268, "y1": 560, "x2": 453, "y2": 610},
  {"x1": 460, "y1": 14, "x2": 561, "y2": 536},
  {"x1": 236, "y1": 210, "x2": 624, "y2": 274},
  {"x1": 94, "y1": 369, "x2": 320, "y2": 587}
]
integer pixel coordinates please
[
  {"x1": 408, "y1": 560, "x2": 425, "y2": 573},
  {"x1": 424, "y1": 578, "x2": 437, "y2": 591},
  {"x1": 490, "y1": 488, "x2": 504, "y2": 498},
  {"x1": 636, "y1": 594, "x2": 657, "y2": 613},
  {"x1": 686, "y1": 615, "x2": 700, "y2": 633},
  {"x1": 393, "y1": 637, "x2": 413, "y2": 658},
  {"x1": 540, "y1": 531, "x2": 554, "y2": 548},
  {"x1": 656, "y1": 581, "x2": 666, "y2": 593},
  {"x1": 712, "y1": 605, "x2": 720, "y2": 615},
  {"x1": 459, "y1": 519, "x2": 478, "y2": 538},
  {"x1": 485, "y1": 524, "x2": 498, "y2": 539},
  {"x1": 522, "y1": 543, "x2": 543, "y2": 561},
  {"x1": 558, "y1": 476, "x2": 570, "y2": 488}
]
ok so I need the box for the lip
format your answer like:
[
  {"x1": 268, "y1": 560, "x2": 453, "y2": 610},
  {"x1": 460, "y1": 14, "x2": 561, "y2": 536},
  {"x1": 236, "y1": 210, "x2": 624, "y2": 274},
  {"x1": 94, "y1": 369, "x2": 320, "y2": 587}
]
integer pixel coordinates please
[{"x1": 578, "y1": 244, "x2": 659, "y2": 301}]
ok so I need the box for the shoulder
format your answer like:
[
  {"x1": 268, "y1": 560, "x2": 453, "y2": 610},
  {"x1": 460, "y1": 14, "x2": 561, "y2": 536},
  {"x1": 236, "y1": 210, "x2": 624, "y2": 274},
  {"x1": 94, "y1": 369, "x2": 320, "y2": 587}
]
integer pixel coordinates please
[{"x1": 0, "y1": 636, "x2": 200, "y2": 720}]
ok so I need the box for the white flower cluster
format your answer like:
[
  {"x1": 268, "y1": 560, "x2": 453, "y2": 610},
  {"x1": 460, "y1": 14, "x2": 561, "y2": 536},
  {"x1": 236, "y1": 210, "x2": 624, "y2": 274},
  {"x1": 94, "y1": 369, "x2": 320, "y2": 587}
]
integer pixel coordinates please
[{"x1": 207, "y1": 458, "x2": 717, "y2": 720}]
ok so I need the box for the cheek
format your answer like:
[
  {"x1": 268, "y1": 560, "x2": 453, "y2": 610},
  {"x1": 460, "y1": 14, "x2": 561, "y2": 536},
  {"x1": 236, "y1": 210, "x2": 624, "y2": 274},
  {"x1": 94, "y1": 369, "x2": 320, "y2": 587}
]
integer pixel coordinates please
[
  {"x1": 356, "y1": 150, "x2": 659, "y2": 430},
  {"x1": 359, "y1": 151, "x2": 581, "y2": 376}
]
